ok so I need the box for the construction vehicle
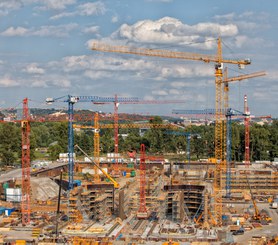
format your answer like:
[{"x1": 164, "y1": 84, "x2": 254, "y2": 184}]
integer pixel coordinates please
[
  {"x1": 245, "y1": 172, "x2": 272, "y2": 223},
  {"x1": 75, "y1": 144, "x2": 120, "y2": 189},
  {"x1": 270, "y1": 202, "x2": 278, "y2": 209}
]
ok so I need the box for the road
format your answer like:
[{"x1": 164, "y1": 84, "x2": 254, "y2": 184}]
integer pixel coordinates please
[
  {"x1": 234, "y1": 203, "x2": 278, "y2": 244},
  {"x1": 0, "y1": 168, "x2": 22, "y2": 183}
]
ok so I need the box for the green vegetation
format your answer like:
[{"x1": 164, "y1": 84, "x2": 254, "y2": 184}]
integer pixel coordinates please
[{"x1": 0, "y1": 118, "x2": 277, "y2": 166}]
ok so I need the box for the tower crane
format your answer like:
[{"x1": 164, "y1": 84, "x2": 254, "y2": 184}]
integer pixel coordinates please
[
  {"x1": 46, "y1": 95, "x2": 139, "y2": 189},
  {"x1": 222, "y1": 68, "x2": 266, "y2": 170},
  {"x1": 173, "y1": 70, "x2": 266, "y2": 201},
  {"x1": 173, "y1": 107, "x2": 244, "y2": 198},
  {"x1": 137, "y1": 144, "x2": 148, "y2": 219},
  {"x1": 74, "y1": 121, "x2": 181, "y2": 180},
  {"x1": 244, "y1": 95, "x2": 250, "y2": 167},
  {"x1": 173, "y1": 105, "x2": 271, "y2": 198},
  {"x1": 225, "y1": 108, "x2": 248, "y2": 198},
  {"x1": 111, "y1": 94, "x2": 185, "y2": 175},
  {"x1": 91, "y1": 38, "x2": 252, "y2": 225},
  {"x1": 21, "y1": 98, "x2": 31, "y2": 225},
  {"x1": 93, "y1": 111, "x2": 101, "y2": 182},
  {"x1": 165, "y1": 131, "x2": 201, "y2": 166}
]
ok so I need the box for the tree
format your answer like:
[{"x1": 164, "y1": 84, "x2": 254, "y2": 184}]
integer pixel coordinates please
[
  {"x1": 122, "y1": 131, "x2": 141, "y2": 152},
  {"x1": 100, "y1": 129, "x2": 114, "y2": 153},
  {"x1": 269, "y1": 120, "x2": 278, "y2": 161},
  {"x1": 48, "y1": 144, "x2": 63, "y2": 161},
  {"x1": 144, "y1": 116, "x2": 165, "y2": 153},
  {"x1": 0, "y1": 123, "x2": 21, "y2": 166},
  {"x1": 250, "y1": 124, "x2": 271, "y2": 161},
  {"x1": 75, "y1": 131, "x2": 94, "y2": 156},
  {"x1": 231, "y1": 123, "x2": 243, "y2": 161}
]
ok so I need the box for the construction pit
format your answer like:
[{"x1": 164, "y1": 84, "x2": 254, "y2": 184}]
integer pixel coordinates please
[{"x1": 0, "y1": 160, "x2": 277, "y2": 245}]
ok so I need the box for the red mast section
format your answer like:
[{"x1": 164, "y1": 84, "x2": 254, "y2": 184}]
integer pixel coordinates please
[
  {"x1": 137, "y1": 144, "x2": 149, "y2": 219},
  {"x1": 21, "y1": 98, "x2": 31, "y2": 225},
  {"x1": 114, "y1": 94, "x2": 119, "y2": 175},
  {"x1": 244, "y1": 95, "x2": 250, "y2": 167}
]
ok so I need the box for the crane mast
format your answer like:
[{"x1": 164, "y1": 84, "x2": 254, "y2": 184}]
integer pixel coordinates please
[
  {"x1": 244, "y1": 95, "x2": 250, "y2": 166},
  {"x1": 137, "y1": 144, "x2": 148, "y2": 219},
  {"x1": 46, "y1": 95, "x2": 139, "y2": 189},
  {"x1": 21, "y1": 98, "x2": 31, "y2": 225},
  {"x1": 91, "y1": 37, "x2": 251, "y2": 226},
  {"x1": 94, "y1": 112, "x2": 101, "y2": 182},
  {"x1": 114, "y1": 95, "x2": 120, "y2": 175}
]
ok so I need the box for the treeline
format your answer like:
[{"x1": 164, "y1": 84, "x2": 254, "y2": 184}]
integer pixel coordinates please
[{"x1": 0, "y1": 117, "x2": 277, "y2": 166}]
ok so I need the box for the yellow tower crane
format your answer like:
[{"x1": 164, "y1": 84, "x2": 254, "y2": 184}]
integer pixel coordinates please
[
  {"x1": 93, "y1": 112, "x2": 100, "y2": 182},
  {"x1": 91, "y1": 38, "x2": 252, "y2": 226}
]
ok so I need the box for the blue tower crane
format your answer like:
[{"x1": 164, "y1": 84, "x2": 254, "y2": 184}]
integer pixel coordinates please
[
  {"x1": 172, "y1": 108, "x2": 246, "y2": 198},
  {"x1": 166, "y1": 131, "x2": 201, "y2": 166},
  {"x1": 46, "y1": 95, "x2": 139, "y2": 189},
  {"x1": 225, "y1": 108, "x2": 247, "y2": 197}
]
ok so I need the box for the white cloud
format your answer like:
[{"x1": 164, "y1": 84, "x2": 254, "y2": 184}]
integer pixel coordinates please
[
  {"x1": 33, "y1": 23, "x2": 78, "y2": 37},
  {"x1": 145, "y1": 0, "x2": 173, "y2": 2},
  {"x1": 1, "y1": 26, "x2": 28, "y2": 36},
  {"x1": 84, "y1": 70, "x2": 112, "y2": 80},
  {"x1": 0, "y1": 0, "x2": 22, "y2": 8},
  {"x1": 161, "y1": 65, "x2": 212, "y2": 79},
  {"x1": 58, "y1": 53, "x2": 213, "y2": 85},
  {"x1": 31, "y1": 0, "x2": 76, "y2": 10},
  {"x1": 77, "y1": 2, "x2": 106, "y2": 16},
  {"x1": 50, "y1": 1, "x2": 105, "y2": 20},
  {"x1": 267, "y1": 71, "x2": 278, "y2": 81},
  {"x1": 152, "y1": 90, "x2": 168, "y2": 96},
  {"x1": 61, "y1": 55, "x2": 157, "y2": 73},
  {"x1": 1, "y1": 23, "x2": 78, "y2": 37},
  {"x1": 0, "y1": 0, "x2": 23, "y2": 16},
  {"x1": 51, "y1": 79, "x2": 71, "y2": 88},
  {"x1": 111, "y1": 15, "x2": 119, "y2": 23},
  {"x1": 213, "y1": 13, "x2": 235, "y2": 21},
  {"x1": 30, "y1": 79, "x2": 47, "y2": 87},
  {"x1": 213, "y1": 11, "x2": 270, "y2": 33},
  {"x1": 169, "y1": 89, "x2": 182, "y2": 95},
  {"x1": 110, "y1": 17, "x2": 238, "y2": 49},
  {"x1": 0, "y1": 76, "x2": 19, "y2": 87},
  {"x1": 49, "y1": 12, "x2": 75, "y2": 20},
  {"x1": 61, "y1": 55, "x2": 89, "y2": 71},
  {"x1": 24, "y1": 63, "x2": 45, "y2": 74},
  {"x1": 83, "y1": 26, "x2": 100, "y2": 34},
  {"x1": 232, "y1": 35, "x2": 265, "y2": 49}
]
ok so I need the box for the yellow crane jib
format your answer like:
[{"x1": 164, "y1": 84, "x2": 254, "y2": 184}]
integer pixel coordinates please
[{"x1": 91, "y1": 40, "x2": 251, "y2": 66}]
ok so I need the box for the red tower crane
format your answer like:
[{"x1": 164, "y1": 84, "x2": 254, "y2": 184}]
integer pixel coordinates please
[
  {"x1": 21, "y1": 98, "x2": 31, "y2": 225},
  {"x1": 244, "y1": 95, "x2": 250, "y2": 167},
  {"x1": 137, "y1": 144, "x2": 149, "y2": 219}
]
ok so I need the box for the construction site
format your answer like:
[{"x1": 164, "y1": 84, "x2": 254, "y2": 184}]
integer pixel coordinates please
[{"x1": 0, "y1": 38, "x2": 277, "y2": 245}]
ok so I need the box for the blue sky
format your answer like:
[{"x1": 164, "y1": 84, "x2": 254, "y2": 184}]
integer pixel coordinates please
[{"x1": 0, "y1": 0, "x2": 277, "y2": 117}]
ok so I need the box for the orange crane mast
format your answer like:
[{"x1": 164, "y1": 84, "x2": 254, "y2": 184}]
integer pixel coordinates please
[
  {"x1": 91, "y1": 38, "x2": 252, "y2": 226},
  {"x1": 21, "y1": 98, "x2": 31, "y2": 225}
]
